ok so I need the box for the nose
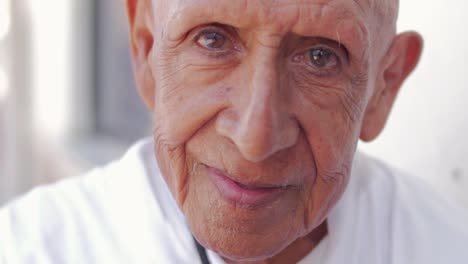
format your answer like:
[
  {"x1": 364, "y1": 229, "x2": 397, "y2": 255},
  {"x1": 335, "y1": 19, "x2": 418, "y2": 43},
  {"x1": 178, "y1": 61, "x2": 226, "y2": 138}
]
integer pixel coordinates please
[{"x1": 215, "y1": 54, "x2": 299, "y2": 162}]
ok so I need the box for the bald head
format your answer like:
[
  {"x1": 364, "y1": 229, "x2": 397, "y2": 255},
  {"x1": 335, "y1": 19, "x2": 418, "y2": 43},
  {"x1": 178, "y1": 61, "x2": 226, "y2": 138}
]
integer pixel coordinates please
[
  {"x1": 368, "y1": 0, "x2": 400, "y2": 49},
  {"x1": 149, "y1": 0, "x2": 399, "y2": 28}
]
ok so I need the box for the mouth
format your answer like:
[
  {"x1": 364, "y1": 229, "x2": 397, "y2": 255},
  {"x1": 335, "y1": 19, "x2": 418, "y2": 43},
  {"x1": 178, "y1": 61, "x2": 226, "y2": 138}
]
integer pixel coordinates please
[{"x1": 206, "y1": 165, "x2": 290, "y2": 208}]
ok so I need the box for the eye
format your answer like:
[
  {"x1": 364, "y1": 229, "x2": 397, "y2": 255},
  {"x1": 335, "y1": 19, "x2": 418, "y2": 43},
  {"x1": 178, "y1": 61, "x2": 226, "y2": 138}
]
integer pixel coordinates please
[
  {"x1": 307, "y1": 47, "x2": 340, "y2": 70},
  {"x1": 196, "y1": 30, "x2": 228, "y2": 50}
]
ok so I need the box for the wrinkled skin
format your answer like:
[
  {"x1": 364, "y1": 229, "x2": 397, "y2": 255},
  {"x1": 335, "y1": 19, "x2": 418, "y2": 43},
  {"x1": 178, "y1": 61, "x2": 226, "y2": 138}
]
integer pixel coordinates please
[{"x1": 126, "y1": 0, "x2": 422, "y2": 262}]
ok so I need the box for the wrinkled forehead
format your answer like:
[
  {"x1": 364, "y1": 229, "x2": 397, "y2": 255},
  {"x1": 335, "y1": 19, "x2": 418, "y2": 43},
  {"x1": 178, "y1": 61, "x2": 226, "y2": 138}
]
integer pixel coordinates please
[{"x1": 152, "y1": 0, "x2": 396, "y2": 27}]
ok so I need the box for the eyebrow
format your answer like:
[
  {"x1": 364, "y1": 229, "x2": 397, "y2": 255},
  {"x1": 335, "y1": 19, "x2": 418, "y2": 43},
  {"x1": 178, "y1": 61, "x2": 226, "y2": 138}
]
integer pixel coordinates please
[{"x1": 166, "y1": 1, "x2": 370, "y2": 60}]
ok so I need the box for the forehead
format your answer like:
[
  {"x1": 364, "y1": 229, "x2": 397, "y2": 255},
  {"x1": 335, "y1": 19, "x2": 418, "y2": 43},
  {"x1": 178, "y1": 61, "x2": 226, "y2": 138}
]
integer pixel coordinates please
[{"x1": 165, "y1": 0, "x2": 371, "y2": 29}]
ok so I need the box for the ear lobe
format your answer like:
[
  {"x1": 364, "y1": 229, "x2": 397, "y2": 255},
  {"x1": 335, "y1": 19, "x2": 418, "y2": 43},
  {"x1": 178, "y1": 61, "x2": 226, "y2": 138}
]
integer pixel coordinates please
[
  {"x1": 360, "y1": 31, "x2": 423, "y2": 142},
  {"x1": 126, "y1": 0, "x2": 156, "y2": 110}
]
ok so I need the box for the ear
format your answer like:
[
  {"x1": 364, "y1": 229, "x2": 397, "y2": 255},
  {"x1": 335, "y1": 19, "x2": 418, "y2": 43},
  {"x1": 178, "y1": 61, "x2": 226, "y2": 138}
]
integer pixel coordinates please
[
  {"x1": 360, "y1": 32, "x2": 423, "y2": 142},
  {"x1": 126, "y1": 0, "x2": 155, "y2": 110}
]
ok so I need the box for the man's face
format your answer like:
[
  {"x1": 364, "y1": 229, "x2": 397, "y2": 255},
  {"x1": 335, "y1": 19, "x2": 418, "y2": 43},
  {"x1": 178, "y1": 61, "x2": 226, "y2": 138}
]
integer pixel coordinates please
[{"x1": 144, "y1": 0, "x2": 395, "y2": 260}]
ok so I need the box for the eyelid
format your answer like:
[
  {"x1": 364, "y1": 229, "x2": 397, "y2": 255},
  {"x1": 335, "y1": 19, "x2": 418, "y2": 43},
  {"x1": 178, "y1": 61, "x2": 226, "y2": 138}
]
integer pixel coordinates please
[
  {"x1": 193, "y1": 26, "x2": 224, "y2": 41},
  {"x1": 190, "y1": 24, "x2": 243, "y2": 61},
  {"x1": 290, "y1": 45, "x2": 344, "y2": 77},
  {"x1": 192, "y1": 24, "x2": 239, "y2": 48},
  {"x1": 307, "y1": 43, "x2": 348, "y2": 65},
  {"x1": 295, "y1": 36, "x2": 350, "y2": 63}
]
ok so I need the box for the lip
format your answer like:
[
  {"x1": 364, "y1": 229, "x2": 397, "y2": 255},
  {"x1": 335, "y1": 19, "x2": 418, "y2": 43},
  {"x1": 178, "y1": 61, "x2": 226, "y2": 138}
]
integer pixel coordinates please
[{"x1": 206, "y1": 166, "x2": 288, "y2": 208}]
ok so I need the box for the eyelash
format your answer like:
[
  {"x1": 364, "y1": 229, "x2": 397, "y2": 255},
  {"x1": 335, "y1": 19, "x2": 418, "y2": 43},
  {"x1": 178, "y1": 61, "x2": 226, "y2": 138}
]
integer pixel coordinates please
[
  {"x1": 192, "y1": 27, "x2": 239, "y2": 59},
  {"x1": 292, "y1": 46, "x2": 343, "y2": 77}
]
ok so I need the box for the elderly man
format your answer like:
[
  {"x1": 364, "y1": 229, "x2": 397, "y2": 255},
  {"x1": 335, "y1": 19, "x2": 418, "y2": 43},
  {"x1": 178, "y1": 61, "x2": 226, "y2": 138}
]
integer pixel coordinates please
[{"x1": 1, "y1": 0, "x2": 468, "y2": 263}]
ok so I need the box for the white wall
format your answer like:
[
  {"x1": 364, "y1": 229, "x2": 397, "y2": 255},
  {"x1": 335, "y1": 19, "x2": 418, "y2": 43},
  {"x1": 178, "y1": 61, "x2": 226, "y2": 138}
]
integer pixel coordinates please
[
  {"x1": 0, "y1": 0, "x2": 95, "y2": 205},
  {"x1": 359, "y1": 0, "x2": 468, "y2": 207},
  {"x1": 0, "y1": 0, "x2": 34, "y2": 204}
]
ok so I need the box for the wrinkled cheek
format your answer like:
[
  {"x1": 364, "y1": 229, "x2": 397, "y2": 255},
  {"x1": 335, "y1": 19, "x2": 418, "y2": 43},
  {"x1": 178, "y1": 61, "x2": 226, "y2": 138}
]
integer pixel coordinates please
[
  {"x1": 300, "y1": 119, "x2": 358, "y2": 232},
  {"x1": 292, "y1": 152, "x2": 350, "y2": 232},
  {"x1": 151, "y1": 89, "x2": 226, "y2": 207},
  {"x1": 301, "y1": 157, "x2": 350, "y2": 233},
  {"x1": 149, "y1": 53, "x2": 233, "y2": 208},
  {"x1": 153, "y1": 117, "x2": 190, "y2": 207}
]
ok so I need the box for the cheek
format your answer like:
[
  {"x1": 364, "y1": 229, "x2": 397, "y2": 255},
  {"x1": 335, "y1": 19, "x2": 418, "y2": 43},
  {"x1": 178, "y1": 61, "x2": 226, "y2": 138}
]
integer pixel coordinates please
[
  {"x1": 294, "y1": 79, "x2": 367, "y2": 168},
  {"x1": 151, "y1": 58, "x2": 232, "y2": 206},
  {"x1": 152, "y1": 50, "x2": 235, "y2": 144},
  {"x1": 292, "y1": 84, "x2": 367, "y2": 229},
  {"x1": 153, "y1": 140, "x2": 188, "y2": 205}
]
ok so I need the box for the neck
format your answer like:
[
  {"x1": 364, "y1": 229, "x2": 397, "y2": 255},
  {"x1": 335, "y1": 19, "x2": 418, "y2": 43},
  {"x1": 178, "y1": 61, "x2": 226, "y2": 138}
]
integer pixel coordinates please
[{"x1": 225, "y1": 220, "x2": 328, "y2": 264}]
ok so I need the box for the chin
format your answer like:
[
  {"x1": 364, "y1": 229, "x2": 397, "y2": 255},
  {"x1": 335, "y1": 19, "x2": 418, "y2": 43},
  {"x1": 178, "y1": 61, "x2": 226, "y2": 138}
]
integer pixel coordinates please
[
  {"x1": 185, "y1": 188, "x2": 303, "y2": 263},
  {"x1": 195, "y1": 227, "x2": 294, "y2": 262}
]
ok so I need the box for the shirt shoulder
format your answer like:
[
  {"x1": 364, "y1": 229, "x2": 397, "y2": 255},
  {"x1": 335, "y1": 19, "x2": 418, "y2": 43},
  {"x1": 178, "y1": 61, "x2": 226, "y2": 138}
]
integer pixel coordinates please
[
  {"x1": 0, "y1": 139, "x2": 195, "y2": 263},
  {"x1": 0, "y1": 164, "x2": 111, "y2": 263},
  {"x1": 353, "y1": 151, "x2": 468, "y2": 264}
]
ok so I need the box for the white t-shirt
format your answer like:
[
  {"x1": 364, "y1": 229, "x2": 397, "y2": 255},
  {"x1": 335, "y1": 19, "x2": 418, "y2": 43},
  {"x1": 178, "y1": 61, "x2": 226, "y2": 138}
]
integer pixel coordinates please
[{"x1": 1, "y1": 139, "x2": 467, "y2": 264}]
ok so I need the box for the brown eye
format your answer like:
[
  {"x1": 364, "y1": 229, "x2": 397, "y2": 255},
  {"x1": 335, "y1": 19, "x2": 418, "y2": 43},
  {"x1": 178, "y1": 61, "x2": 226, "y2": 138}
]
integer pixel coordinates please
[
  {"x1": 308, "y1": 47, "x2": 339, "y2": 69},
  {"x1": 196, "y1": 31, "x2": 226, "y2": 49}
]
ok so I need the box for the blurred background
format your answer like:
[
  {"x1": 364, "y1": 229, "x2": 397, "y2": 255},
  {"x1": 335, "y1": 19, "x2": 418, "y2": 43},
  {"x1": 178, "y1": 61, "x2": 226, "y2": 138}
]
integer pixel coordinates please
[{"x1": 0, "y1": 0, "x2": 467, "y2": 207}]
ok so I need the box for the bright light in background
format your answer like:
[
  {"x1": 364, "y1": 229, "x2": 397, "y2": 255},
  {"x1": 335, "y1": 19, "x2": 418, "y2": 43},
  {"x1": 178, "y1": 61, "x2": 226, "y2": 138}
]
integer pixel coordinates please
[
  {"x1": 0, "y1": 67, "x2": 8, "y2": 101},
  {"x1": 0, "y1": 0, "x2": 11, "y2": 39},
  {"x1": 28, "y1": 0, "x2": 73, "y2": 140}
]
